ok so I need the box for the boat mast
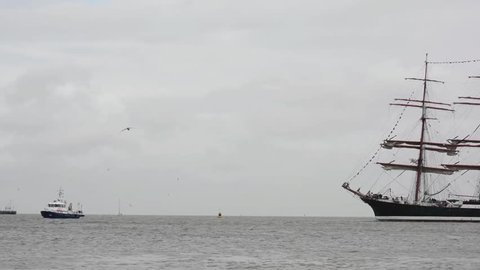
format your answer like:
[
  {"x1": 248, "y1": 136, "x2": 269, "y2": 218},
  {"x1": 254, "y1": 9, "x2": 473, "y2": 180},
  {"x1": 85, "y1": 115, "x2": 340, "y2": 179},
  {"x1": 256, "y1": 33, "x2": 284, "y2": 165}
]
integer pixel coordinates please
[
  {"x1": 415, "y1": 54, "x2": 429, "y2": 202},
  {"x1": 58, "y1": 187, "x2": 64, "y2": 200}
]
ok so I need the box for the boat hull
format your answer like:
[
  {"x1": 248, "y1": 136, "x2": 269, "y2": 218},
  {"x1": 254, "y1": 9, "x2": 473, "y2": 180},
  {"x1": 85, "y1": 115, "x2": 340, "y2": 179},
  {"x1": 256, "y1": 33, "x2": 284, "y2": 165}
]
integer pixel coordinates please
[
  {"x1": 41, "y1": 211, "x2": 84, "y2": 219},
  {"x1": 0, "y1": 210, "x2": 16, "y2": 215},
  {"x1": 362, "y1": 197, "x2": 480, "y2": 222}
]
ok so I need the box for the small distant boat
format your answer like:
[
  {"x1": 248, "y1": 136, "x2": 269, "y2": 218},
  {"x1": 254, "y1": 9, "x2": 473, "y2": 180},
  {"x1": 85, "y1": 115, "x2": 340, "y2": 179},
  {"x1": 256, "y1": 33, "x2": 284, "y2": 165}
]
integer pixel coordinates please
[
  {"x1": 40, "y1": 188, "x2": 84, "y2": 219},
  {"x1": 0, "y1": 202, "x2": 16, "y2": 215},
  {"x1": 117, "y1": 199, "x2": 123, "y2": 216},
  {"x1": 217, "y1": 212, "x2": 222, "y2": 218}
]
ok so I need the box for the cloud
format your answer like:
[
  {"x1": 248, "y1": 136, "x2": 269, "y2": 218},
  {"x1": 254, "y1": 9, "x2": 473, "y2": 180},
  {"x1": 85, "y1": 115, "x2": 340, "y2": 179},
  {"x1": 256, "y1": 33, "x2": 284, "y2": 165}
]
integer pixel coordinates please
[{"x1": 1, "y1": 0, "x2": 480, "y2": 215}]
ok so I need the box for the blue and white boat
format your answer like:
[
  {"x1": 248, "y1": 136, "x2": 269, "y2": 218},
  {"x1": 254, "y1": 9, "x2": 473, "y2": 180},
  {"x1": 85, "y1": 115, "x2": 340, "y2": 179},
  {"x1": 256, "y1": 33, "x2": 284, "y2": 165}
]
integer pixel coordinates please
[{"x1": 40, "y1": 188, "x2": 84, "y2": 219}]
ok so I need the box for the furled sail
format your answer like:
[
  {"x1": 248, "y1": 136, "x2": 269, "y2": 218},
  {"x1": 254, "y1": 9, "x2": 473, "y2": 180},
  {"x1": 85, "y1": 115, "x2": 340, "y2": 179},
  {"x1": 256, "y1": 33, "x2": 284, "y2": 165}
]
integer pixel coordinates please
[
  {"x1": 377, "y1": 162, "x2": 455, "y2": 175},
  {"x1": 381, "y1": 140, "x2": 458, "y2": 155},
  {"x1": 390, "y1": 103, "x2": 454, "y2": 112},
  {"x1": 441, "y1": 164, "x2": 480, "y2": 171},
  {"x1": 454, "y1": 96, "x2": 480, "y2": 106},
  {"x1": 448, "y1": 138, "x2": 480, "y2": 145}
]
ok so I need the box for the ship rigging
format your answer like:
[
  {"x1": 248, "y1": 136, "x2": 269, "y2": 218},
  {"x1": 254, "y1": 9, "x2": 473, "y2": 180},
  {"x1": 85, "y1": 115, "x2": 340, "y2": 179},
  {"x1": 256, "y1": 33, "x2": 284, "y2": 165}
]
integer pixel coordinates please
[{"x1": 343, "y1": 54, "x2": 480, "y2": 221}]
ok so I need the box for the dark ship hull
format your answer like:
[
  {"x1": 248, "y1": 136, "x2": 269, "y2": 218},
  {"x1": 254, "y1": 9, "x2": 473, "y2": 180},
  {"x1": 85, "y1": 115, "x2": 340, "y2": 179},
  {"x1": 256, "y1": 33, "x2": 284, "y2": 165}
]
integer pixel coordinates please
[
  {"x1": 0, "y1": 210, "x2": 16, "y2": 215},
  {"x1": 41, "y1": 210, "x2": 84, "y2": 219},
  {"x1": 362, "y1": 197, "x2": 480, "y2": 221}
]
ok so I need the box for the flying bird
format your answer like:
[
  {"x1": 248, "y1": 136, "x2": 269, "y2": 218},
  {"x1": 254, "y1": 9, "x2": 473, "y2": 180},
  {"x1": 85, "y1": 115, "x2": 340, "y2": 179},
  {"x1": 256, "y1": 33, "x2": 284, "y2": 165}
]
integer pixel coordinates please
[{"x1": 120, "y1": 127, "x2": 133, "y2": 132}]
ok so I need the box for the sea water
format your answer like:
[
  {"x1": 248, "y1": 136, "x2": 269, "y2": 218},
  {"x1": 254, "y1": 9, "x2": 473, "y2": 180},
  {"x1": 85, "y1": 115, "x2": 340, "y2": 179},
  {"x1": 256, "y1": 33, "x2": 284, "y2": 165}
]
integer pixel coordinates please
[{"x1": 1, "y1": 215, "x2": 480, "y2": 269}]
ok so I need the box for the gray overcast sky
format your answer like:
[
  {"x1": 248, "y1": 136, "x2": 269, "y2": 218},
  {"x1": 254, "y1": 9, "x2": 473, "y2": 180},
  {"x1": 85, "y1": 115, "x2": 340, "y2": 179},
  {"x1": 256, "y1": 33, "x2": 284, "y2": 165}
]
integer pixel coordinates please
[{"x1": 1, "y1": 0, "x2": 480, "y2": 216}]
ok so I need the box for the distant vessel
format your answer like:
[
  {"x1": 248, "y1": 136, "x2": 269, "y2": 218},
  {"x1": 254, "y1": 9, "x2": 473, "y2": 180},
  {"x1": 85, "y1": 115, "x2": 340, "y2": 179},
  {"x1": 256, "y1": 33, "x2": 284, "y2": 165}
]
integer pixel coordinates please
[
  {"x1": 117, "y1": 199, "x2": 123, "y2": 216},
  {"x1": 343, "y1": 55, "x2": 480, "y2": 221},
  {"x1": 218, "y1": 212, "x2": 222, "y2": 218},
  {"x1": 40, "y1": 188, "x2": 84, "y2": 219},
  {"x1": 0, "y1": 202, "x2": 16, "y2": 215}
]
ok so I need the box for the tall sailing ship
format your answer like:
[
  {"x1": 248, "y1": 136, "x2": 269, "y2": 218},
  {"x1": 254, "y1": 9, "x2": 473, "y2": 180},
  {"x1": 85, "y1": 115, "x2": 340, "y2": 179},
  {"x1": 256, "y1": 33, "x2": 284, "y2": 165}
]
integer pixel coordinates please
[{"x1": 343, "y1": 55, "x2": 480, "y2": 221}]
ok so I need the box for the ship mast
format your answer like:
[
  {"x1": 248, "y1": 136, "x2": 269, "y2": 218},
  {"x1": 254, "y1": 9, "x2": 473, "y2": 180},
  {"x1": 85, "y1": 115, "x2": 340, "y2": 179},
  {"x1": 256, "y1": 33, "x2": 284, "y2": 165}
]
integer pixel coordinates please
[
  {"x1": 415, "y1": 54, "x2": 429, "y2": 202},
  {"x1": 382, "y1": 54, "x2": 453, "y2": 202},
  {"x1": 342, "y1": 56, "x2": 480, "y2": 202}
]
